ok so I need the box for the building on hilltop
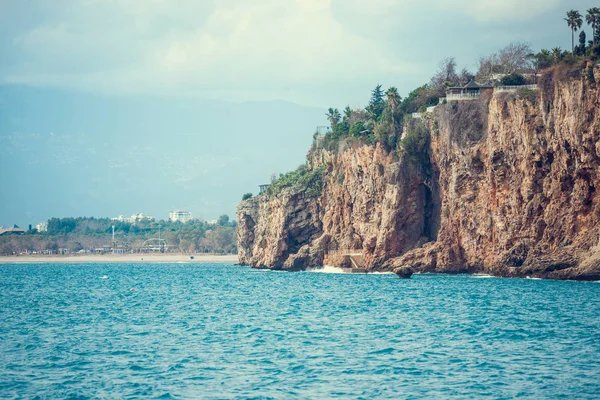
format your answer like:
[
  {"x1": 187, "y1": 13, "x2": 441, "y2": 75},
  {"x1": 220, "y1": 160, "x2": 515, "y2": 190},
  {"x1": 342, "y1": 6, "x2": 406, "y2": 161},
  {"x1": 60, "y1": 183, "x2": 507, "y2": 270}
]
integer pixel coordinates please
[
  {"x1": 169, "y1": 210, "x2": 192, "y2": 223},
  {"x1": 259, "y1": 184, "x2": 270, "y2": 194},
  {"x1": 36, "y1": 222, "x2": 48, "y2": 232},
  {"x1": 446, "y1": 80, "x2": 494, "y2": 101}
]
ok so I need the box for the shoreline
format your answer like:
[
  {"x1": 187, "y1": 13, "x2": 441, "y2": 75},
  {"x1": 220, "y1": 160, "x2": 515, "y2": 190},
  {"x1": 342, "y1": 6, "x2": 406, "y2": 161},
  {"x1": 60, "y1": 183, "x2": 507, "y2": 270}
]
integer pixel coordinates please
[{"x1": 0, "y1": 253, "x2": 239, "y2": 264}]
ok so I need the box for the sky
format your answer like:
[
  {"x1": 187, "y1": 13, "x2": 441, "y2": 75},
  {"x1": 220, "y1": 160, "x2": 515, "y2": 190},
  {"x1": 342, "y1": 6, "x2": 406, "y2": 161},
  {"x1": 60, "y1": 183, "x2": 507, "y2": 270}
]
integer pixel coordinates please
[{"x1": 0, "y1": 0, "x2": 597, "y2": 226}]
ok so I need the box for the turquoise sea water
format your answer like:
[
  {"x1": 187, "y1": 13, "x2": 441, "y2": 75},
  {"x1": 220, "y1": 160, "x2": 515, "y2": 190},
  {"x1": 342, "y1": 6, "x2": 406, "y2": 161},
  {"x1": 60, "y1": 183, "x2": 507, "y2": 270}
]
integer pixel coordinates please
[{"x1": 1, "y1": 263, "x2": 599, "y2": 399}]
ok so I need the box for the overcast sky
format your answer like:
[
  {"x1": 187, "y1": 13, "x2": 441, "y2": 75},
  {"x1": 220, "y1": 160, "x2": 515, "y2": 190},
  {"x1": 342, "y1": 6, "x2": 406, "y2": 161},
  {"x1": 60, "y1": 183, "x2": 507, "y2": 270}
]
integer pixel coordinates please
[
  {"x1": 0, "y1": 0, "x2": 598, "y2": 227},
  {"x1": 1, "y1": 0, "x2": 598, "y2": 108}
]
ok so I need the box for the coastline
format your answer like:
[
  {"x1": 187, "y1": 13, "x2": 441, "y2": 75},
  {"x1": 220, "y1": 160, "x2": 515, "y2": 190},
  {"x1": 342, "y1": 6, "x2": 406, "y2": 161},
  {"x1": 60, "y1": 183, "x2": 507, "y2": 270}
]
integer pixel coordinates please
[{"x1": 0, "y1": 253, "x2": 239, "y2": 264}]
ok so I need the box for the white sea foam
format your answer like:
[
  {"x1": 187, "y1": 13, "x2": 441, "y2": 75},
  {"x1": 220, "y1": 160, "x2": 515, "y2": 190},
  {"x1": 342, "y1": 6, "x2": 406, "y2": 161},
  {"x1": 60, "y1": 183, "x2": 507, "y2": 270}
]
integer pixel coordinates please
[
  {"x1": 525, "y1": 276, "x2": 542, "y2": 280},
  {"x1": 100, "y1": 275, "x2": 108, "y2": 279},
  {"x1": 306, "y1": 265, "x2": 348, "y2": 274},
  {"x1": 471, "y1": 274, "x2": 495, "y2": 278},
  {"x1": 306, "y1": 266, "x2": 394, "y2": 275}
]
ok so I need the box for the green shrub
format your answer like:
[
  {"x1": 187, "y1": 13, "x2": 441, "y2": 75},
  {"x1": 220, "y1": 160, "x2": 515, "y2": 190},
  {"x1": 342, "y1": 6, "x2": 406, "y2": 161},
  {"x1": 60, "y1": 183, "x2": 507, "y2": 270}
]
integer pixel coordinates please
[
  {"x1": 349, "y1": 121, "x2": 367, "y2": 137},
  {"x1": 399, "y1": 124, "x2": 430, "y2": 165},
  {"x1": 501, "y1": 73, "x2": 526, "y2": 86},
  {"x1": 331, "y1": 121, "x2": 350, "y2": 139},
  {"x1": 242, "y1": 193, "x2": 253, "y2": 201},
  {"x1": 266, "y1": 164, "x2": 325, "y2": 198}
]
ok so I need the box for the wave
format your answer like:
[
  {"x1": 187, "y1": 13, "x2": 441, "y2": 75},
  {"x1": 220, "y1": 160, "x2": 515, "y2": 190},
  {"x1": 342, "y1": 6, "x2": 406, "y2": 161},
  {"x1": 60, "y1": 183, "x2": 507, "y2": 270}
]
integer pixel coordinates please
[
  {"x1": 306, "y1": 265, "x2": 349, "y2": 274},
  {"x1": 471, "y1": 274, "x2": 495, "y2": 279},
  {"x1": 306, "y1": 266, "x2": 394, "y2": 275}
]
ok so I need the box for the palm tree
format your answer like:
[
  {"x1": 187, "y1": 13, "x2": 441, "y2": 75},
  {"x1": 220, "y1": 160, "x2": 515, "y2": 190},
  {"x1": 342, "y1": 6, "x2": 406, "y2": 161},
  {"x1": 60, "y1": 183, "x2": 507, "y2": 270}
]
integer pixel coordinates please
[
  {"x1": 385, "y1": 87, "x2": 401, "y2": 134},
  {"x1": 325, "y1": 108, "x2": 341, "y2": 128},
  {"x1": 565, "y1": 10, "x2": 583, "y2": 54},
  {"x1": 551, "y1": 47, "x2": 563, "y2": 64},
  {"x1": 385, "y1": 87, "x2": 400, "y2": 114},
  {"x1": 586, "y1": 7, "x2": 600, "y2": 45},
  {"x1": 343, "y1": 106, "x2": 352, "y2": 123}
]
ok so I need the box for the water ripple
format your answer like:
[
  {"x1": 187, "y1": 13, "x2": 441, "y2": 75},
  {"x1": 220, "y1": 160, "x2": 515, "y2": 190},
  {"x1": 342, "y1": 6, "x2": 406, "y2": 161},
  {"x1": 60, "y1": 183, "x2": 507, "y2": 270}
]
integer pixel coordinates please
[{"x1": 1, "y1": 264, "x2": 599, "y2": 398}]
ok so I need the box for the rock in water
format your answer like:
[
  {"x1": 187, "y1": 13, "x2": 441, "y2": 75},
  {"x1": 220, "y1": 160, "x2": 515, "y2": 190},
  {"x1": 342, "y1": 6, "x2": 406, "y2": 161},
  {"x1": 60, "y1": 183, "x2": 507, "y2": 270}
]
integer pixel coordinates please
[{"x1": 395, "y1": 267, "x2": 414, "y2": 279}]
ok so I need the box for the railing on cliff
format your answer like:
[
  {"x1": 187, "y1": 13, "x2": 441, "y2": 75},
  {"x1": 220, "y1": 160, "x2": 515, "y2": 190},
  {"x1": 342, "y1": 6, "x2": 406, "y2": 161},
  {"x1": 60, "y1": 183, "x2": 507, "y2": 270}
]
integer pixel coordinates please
[
  {"x1": 494, "y1": 84, "x2": 538, "y2": 93},
  {"x1": 446, "y1": 93, "x2": 481, "y2": 101}
]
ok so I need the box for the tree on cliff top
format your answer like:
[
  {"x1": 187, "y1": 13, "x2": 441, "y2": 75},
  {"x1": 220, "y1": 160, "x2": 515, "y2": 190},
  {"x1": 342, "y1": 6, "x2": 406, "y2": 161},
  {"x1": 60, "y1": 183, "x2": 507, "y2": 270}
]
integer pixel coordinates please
[
  {"x1": 326, "y1": 108, "x2": 341, "y2": 128},
  {"x1": 366, "y1": 84, "x2": 385, "y2": 120},
  {"x1": 587, "y1": 7, "x2": 600, "y2": 45},
  {"x1": 566, "y1": 10, "x2": 583, "y2": 54},
  {"x1": 430, "y1": 57, "x2": 458, "y2": 96},
  {"x1": 476, "y1": 42, "x2": 533, "y2": 81},
  {"x1": 577, "y1": 31, "x2": 587, "y2": 56}
]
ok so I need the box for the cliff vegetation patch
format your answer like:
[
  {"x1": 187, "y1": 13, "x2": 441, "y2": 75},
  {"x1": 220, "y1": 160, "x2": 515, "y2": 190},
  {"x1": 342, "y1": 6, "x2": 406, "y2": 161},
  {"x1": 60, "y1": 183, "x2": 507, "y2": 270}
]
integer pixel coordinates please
[{"x1": 266, "y1": 164, "x2": 325, "y2": 198}]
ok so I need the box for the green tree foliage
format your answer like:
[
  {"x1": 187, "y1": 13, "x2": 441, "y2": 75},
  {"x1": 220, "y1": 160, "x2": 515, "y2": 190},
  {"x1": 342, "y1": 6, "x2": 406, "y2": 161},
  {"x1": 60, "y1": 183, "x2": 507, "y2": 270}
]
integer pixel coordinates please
[
  {"x1": 530, "y1": 49, "x2": 553, "y2": 71},
  {"x1": 349, "y1": 121, "x2": 367, "y2": 137},
  {"x1": 331, "y1": 121, "x2": 350, "y2": 139},
  {"x1": 242, "y1": 193, "x2": 253, "y2": 201},
  {"x1": 366, "y1": 84, "x2": 385, "y2": 121},
  {"x1": 266, "y1": 164, "x2": 325, "y2": 198},
  {"x1": 385, "y1": 87, "x2": 401, "y2": 114},
  {"x1": 400, "y1": 85, "x2": 428, "y2": 114},
  {"x1": 47, "y1": 217, "x2": 77, "y2": 235},
  {"x1": 4, "y1": 216, "x2": 238, "y2": 254},
  {"x1": 325, "y1": 108, "x2": 341, "y2": 128},
  {"x1": 586, "y1": 7, "x2": 600, "y2": 45},
  {"x1": 400, "y1": 124, "x2": 431, "y2": 165},
  {"x1": 565, "y1": 10, "x2": 584, "y2": 54},
  {"x1": 342, "y1": 106, "x2": 352, "y2": 122},
  {"x1": 199, "y1": 226, "x2": 237, "y2": 254},
  {"x1": 217, "y1": 214, "x2": 230, "y2": 226},
  {"x1": 577, "y1": 31, "x2": 587, "y2": 55}
]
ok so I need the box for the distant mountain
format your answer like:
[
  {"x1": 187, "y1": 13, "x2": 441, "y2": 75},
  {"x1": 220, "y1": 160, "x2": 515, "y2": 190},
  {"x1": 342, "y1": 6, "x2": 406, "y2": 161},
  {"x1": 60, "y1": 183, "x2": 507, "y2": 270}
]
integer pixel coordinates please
[{"x1": 0, "y1": 85, "x2": 326, "y2": 227}]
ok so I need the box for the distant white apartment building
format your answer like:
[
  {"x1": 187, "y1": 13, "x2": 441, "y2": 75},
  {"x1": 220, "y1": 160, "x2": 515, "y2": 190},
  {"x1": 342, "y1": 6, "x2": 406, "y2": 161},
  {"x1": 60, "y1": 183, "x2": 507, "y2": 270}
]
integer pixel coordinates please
[
  {"x1": 36, "y1": 222, "x2": 48, "y2": 232},
  {"x1": 169, "y1": 210, "x2": 192, "y2": 223},
  {"x1": 111, "y1": 213, "x2": 154, "y2": 224}
]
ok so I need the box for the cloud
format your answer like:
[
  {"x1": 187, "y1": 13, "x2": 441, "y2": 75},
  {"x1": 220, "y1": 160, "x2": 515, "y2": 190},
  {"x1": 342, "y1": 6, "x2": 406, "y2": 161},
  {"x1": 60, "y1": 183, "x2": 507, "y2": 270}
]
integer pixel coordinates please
[
  {"x1": 3, "y1": 0, "x2": 415, "y2": 102},
  {"x1": 0, "y1": 0, "x2": 571, "y2": 105},
  {"x1": 459, "y1": 0, "x2": 562, "y2": 22}
]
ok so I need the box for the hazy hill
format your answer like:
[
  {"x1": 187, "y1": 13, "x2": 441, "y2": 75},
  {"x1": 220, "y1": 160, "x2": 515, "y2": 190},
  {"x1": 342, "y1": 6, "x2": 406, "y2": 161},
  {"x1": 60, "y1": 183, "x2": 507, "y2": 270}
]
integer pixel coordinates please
[{"x1": 0, "y1": 85, "x2": 325, "y2": 227}]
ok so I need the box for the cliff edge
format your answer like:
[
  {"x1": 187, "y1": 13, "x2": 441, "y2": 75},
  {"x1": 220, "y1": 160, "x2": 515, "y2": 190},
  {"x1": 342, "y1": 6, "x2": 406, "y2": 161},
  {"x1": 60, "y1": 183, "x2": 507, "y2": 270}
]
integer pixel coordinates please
[{"x1": 237, "y1": 62, "x2": 600, "y2": 280}]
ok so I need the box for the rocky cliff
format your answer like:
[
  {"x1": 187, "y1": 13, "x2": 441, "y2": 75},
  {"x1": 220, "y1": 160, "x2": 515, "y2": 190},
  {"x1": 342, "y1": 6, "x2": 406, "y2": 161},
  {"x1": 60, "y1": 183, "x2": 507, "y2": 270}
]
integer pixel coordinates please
[{"x1": 237, "y1": 62, "x2": 600, "y2": 280}]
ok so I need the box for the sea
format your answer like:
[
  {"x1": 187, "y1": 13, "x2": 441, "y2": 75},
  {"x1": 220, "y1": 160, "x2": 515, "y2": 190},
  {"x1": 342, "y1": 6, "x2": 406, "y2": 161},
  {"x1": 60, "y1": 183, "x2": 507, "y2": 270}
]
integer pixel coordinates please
[{"x1": 1, "y1": 263, "x2": 599, "y2": 399}]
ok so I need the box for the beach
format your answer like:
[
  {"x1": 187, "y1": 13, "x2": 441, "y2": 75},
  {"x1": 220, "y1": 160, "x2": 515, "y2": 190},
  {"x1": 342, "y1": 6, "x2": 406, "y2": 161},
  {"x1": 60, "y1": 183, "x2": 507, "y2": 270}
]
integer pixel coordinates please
[{"x1": 0, "y1": 253, "x2": 239, "y2": 264}]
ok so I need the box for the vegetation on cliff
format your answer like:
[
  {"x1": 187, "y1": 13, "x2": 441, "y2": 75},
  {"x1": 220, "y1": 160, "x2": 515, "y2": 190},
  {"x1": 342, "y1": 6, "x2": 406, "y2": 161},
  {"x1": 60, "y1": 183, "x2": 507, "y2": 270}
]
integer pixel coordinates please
[
  {"x1": 246, "y1": 9, "x2": 600, "y2": 207},
  {"x1": 238, "y1": 8, "x2": 600, "y2": 280},
  {"x1": 265, "y1": 164, "x2": 325, "y2": 198}
]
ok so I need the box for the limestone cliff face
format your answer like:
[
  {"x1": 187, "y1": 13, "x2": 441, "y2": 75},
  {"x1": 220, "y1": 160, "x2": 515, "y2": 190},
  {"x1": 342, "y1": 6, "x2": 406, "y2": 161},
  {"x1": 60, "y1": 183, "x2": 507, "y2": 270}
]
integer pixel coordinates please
[
  {"x1": 237, "y1": 144, "x2": 433, "y2": 270},
  {"x1": 237, "y1": 62, "x2": 600, "y2": 280}
]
